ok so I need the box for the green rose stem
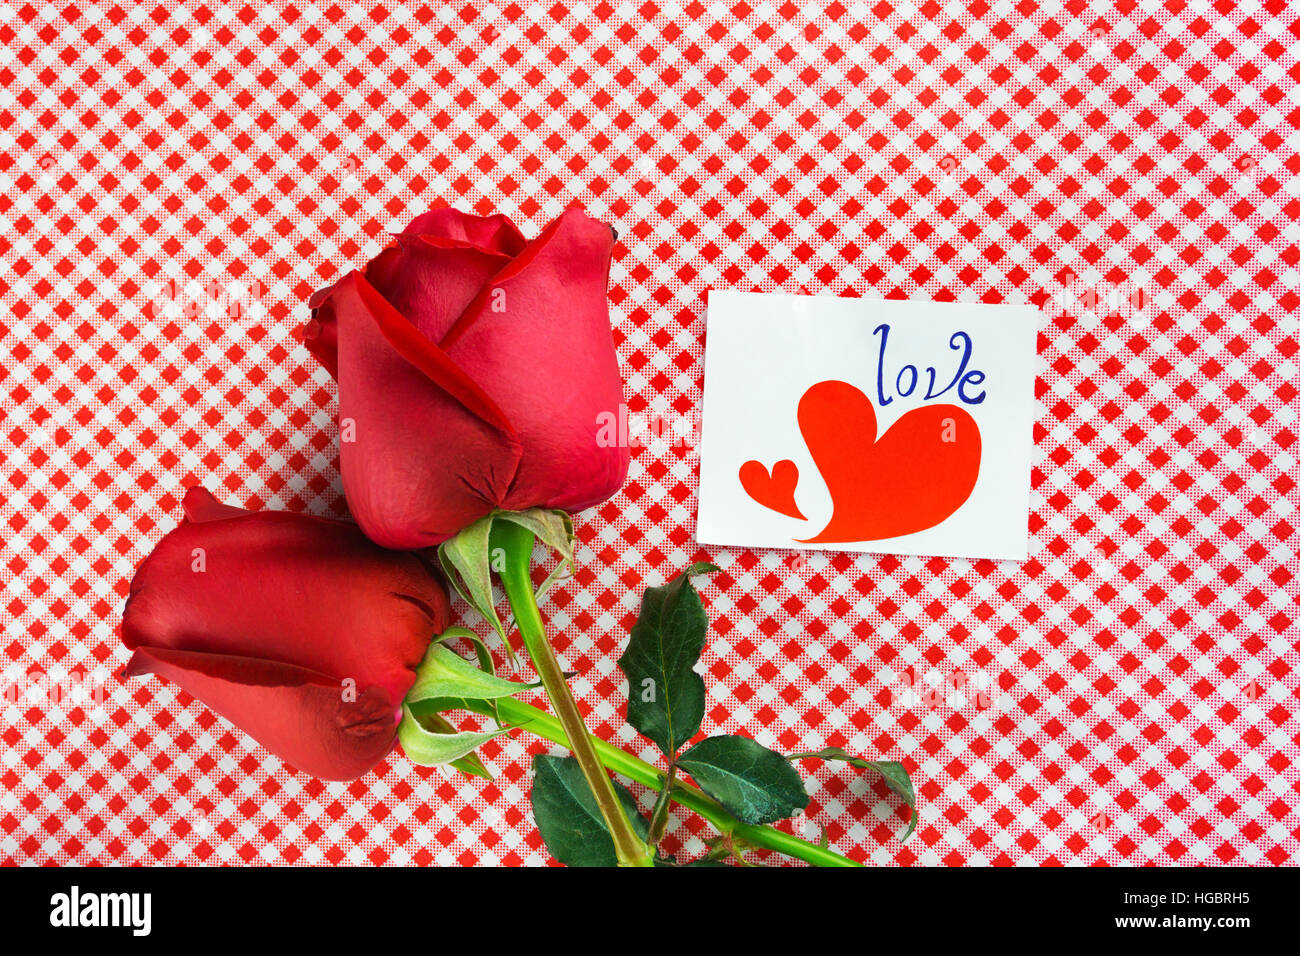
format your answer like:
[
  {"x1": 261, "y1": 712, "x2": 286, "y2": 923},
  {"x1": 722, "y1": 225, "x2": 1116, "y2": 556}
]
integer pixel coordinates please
[
  {"x1": 490, "y1": 520, "x2": 655, "y2": 868},
  {"x1": 461, "y1": 695, "x2": 861, "y2": 868}
]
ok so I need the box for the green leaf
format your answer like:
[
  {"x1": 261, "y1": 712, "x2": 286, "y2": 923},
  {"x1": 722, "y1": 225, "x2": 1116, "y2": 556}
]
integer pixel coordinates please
[
  {"x1": 405, "y1": 645, "x2": 532, "y2": 704},
  {"x1": 398, "y1": 705, "x2": 510, "y2": 768},
  {"x1": 530, "y1": 754, "x2": 650, "y2": 867},
  {"x1": 437, "y1": 516, "x2": 510, "y2": 649},
  {"x1": 617, "y1": 562, "x2": 718, "y2": 756},
  {"x1": 677, "y1": 735, "x2": 808, "y2": 825},
  {"x1": 788, "y1": 747, "x2": 917, "y2": 841}
]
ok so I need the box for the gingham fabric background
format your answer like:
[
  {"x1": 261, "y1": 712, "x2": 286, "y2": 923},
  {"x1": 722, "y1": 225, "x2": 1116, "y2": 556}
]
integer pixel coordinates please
[{"x1": 1, "y1": 0, "x2": 1297, "y2": 866}]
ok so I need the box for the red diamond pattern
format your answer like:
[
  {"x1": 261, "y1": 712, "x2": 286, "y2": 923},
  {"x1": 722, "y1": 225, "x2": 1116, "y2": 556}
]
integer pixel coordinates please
[{"x1": 1, "y1": 1, "x2": 1298, "y2": 865}]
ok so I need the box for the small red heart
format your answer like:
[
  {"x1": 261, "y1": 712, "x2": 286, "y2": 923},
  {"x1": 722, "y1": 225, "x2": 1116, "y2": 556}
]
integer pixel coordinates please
[
  {"x1": 738, "y1": 459, "x2": 806, "y2": 520},
  {"x1": 795, "y1": 380, "x2": 981, "y2": 542}
]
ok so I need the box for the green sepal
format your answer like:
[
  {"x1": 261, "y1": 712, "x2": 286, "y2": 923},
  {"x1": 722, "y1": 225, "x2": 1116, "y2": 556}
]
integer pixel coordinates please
[
  {"x1": 437, "y1": 516, "x2": 511, "y2": 651},
  {"x1": 404, "y1": 707, "x2": 493, "y2": 780},
  {"x1": 493, "y1": 508, "x2": 575, "y2": 601},
  {"x1": 431, "y1": 625, "x2": 499, "y2": 679},
  {"x1": 406, "y1": 643, "x2": 533, "y2": 704},
  {"x1": 398, "y1": 704, "x2": 511, "y2": 769},
  {"x1": 436, "y1": 510, "x2": 577, "y2": 662},
  {"x1": 398, "y1": 638, "x2": 534, "y2": 776},
  {"x1": 450, "y1": 751, "x2": 493, "y2": 780}
]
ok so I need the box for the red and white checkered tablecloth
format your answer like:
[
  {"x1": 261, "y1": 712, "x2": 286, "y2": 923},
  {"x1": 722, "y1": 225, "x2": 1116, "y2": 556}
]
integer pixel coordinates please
[{"x1": 1, "y1": 0, "x2": 1297, "y2": 866}]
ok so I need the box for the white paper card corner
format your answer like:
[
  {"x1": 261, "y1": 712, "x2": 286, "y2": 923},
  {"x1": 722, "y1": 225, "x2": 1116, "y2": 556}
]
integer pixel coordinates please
[{"x1": 695, "y1": 290, "x2": 1038, "y2": 561}]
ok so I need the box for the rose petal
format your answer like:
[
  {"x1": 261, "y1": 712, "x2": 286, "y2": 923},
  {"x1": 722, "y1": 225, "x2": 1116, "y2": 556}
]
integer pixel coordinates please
[
  {"x1": 326, "y1": 272, "x2": 523, "y2": 547},
  {"x1": 440, "y1": 208, "x2": 629, "y2": 513},
  {"x1": 181, "y1": 485, "x2": 248, "y2": 523},
  {"x1": 304, "y1": 307, "x2": 341, "y2": 377},
  {"x1": 364, "y1": 237, "x2": 513, "y2": 345},
  {"x1": 307, "y1": 211, "x2": 525, "y2": 372},
  {"x1": 126, "y1": 646, "x2": 398, "y2": 781},
  {"x1": 401, "y1": 207, "x2": 527, "y2": 257},
  {"x1": 122, "y1": 492, "x2": 447, "y2": 704}
]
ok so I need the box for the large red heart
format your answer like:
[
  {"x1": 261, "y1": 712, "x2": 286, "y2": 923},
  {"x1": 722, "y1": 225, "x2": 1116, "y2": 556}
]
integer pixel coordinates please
[{"x1": 739, "y1": 380, "x2": 981, "y2": 542}]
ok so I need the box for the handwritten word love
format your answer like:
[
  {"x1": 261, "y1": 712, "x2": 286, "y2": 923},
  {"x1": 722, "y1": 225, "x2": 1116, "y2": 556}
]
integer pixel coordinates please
[{"x1": 872, "y1": 323, "x2": 987, "y2": 407}]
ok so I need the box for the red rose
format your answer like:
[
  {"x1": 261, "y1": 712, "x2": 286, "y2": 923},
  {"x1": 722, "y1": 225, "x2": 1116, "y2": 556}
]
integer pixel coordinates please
[
  {"x1": 305, "y1": 206, "x2": 629, "y2": 549},
  {"x1": 121, "y1": 487, "x2": 449, "y2": 780}
]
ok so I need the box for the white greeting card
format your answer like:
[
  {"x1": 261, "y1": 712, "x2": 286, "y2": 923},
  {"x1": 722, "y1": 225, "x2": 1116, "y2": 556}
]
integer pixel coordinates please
[{"x1": 695, "y1": 291, "x2": 1038, "y2": 560}]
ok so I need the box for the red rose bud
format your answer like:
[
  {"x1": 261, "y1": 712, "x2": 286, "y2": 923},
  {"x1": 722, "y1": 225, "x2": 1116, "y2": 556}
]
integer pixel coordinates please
[
  {"x1": 305, "y1": 206, "x2": 629, "y2": 549},
  {"x1": 121, "y1": 487, "x2": 450, "y2": 780}
]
